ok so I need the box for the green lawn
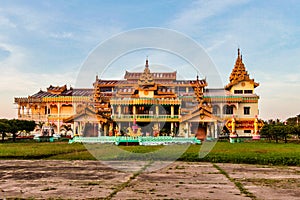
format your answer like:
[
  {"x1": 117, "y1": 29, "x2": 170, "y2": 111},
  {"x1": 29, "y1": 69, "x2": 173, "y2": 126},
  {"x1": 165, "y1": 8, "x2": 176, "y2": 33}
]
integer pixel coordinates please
[
  {"x1": 0, "y1": 142, "x2": 87, "y2": 159},
  {"x1": 0, "y1": 141, "x2": 299, "y2": 166}
]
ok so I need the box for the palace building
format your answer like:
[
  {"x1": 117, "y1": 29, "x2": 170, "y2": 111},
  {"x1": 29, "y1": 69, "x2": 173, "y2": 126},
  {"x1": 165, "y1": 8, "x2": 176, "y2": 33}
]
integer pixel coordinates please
[{"x1": 14, "y1": 49, "x2": 263, "y2": 141}]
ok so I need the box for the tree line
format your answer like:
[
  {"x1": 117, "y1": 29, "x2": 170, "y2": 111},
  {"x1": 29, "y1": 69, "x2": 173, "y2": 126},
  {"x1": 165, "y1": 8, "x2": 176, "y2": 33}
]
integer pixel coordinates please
[
  {"x1": 260, "y1": 115, "x2": 300, "y2": 143},
  {"x1": 0, "y1": 119, "x2": 36, "y2": 142}
]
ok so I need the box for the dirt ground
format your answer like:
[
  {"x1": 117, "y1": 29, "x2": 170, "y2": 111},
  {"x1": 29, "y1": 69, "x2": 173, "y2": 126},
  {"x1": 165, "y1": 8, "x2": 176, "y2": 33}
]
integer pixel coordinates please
[{"x1": 0, "y1": 160, "x2": 299, "y2": 199}]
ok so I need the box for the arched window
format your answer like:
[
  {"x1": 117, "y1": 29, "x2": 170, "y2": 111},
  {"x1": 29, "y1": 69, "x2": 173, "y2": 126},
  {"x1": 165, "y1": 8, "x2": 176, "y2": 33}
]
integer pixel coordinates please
[
  {"x1": 61, "y1": 104, "x2": 73, "y2": 114},
  {"x1": 212, "y1": 105, "x2": 220, "y2": 115}
]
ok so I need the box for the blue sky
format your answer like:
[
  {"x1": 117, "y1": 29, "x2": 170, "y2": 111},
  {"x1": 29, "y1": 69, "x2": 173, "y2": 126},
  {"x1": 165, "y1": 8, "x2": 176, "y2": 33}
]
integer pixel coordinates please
[{"x1": 0, "y1": 0, "x2": 299, "y2": 120}]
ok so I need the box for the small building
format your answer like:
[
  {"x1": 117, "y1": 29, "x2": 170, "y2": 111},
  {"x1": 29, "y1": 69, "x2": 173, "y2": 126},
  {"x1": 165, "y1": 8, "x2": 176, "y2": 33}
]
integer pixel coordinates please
[{"x1": 14, "y1": 85, "x2": 93, "y2": 135}]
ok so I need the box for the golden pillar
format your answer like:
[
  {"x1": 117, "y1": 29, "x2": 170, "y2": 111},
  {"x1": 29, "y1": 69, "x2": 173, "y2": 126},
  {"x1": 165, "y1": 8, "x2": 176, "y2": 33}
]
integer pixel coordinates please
[
  {"x1": 171, "y1": 105, "x2": 174, "y2": 118},
  {"x1": 230, "y1": 116, "x2": 237, "y2": 138},
  {"x1": 253, "y1": 116, "x2": 260, "y2": 140},
  {"x1": 133, "y1": 105, "x2": 136, "y2": 115}
]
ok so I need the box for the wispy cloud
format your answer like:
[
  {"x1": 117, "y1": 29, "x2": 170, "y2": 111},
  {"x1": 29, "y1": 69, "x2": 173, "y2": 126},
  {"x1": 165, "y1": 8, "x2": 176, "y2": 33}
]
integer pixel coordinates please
[
  {"x1": 0, "y1": 15, "x2": 16, "y2": 28},
  {"x1": 49, "y1": 32, "x2": 74, "y2": 39},
  {"x1": 168, "y1": 0, "x2": 249, "y2": 33},
  {"x1": 0, "y1": 0, "x2": 299, "y2": 120}
]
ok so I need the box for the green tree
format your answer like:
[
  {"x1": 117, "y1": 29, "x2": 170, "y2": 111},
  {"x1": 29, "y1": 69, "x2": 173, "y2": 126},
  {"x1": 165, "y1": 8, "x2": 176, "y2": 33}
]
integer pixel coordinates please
[
  {"x1": 286, "y1": 114, "x2": 300, "y2": 126},
  {"x1": 60, "y1": 124, "x2": 73, "y2": 136},
  {"x1": 260, "y1": 123, "x2": 272, "y2": 141},
  {"x1": 7, "y1": 119, "x2": 36, "y2": 142},
  {"x1": 291, "y1": 125, "x2": 300, "y2": 139},
  {"x1": 36, "y1": 121, "x2": 45, "y2": 134},
  {"x1": 0, "y1": 121, "x2": 10, "y2": 142}
]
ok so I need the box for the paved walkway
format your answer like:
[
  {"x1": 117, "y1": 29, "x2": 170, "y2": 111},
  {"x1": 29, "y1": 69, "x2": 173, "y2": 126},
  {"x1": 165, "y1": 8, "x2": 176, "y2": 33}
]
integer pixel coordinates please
[{"x1": 0, "y1": 160, "x2": 299, "y2": 199}]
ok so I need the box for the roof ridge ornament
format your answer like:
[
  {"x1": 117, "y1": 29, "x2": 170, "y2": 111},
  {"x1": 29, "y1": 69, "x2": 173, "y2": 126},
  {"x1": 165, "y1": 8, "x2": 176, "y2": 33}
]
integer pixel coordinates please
[
  {"x1": 145, "y1": 57, "x2": 149, "y2": 68},
  {"x1": 138, "y1": 58, "x2": 154, "y2": 86}
]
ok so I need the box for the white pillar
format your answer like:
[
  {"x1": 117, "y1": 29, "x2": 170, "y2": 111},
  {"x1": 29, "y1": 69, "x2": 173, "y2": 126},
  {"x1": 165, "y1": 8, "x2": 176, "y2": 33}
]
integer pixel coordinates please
[
  {"x1": 118, "y1": 105, "x2": 121, "y2": 118},
  {"x1": 206, "y1": 123, "x2": 210, "y2": 138},
  {"x1": 118, "y1": 123, "x2": 121, "y2": 134},
  {"x1": 214, "y1": 122, "x2": 218, "y2": 139},
  {"x1": 185, "y1": 123, "x2": 189, "y2": 138}
]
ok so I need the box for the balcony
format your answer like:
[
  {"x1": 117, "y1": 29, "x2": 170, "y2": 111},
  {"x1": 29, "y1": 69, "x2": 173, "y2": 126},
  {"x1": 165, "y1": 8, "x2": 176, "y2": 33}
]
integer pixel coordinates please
[
  {"x1": 111, "y1": 114, "x2": 180, "y2": 122},
  {"x1": 18, "y1": 114, "x2": 47, "y2": 121},
  {"x1": 18, "y1": 114, "x2": 73, "y2": 121}
]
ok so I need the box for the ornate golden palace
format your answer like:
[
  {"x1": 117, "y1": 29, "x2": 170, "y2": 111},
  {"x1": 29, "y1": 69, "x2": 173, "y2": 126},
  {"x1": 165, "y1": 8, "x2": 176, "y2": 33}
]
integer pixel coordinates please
[{"x1": 14, "y1": 49, "x2": 263, "y2": 143}]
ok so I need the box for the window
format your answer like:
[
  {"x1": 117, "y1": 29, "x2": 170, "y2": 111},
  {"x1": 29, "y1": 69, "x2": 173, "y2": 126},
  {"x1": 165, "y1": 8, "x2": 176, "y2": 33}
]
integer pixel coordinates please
[
  {"x1": 223, "y1": 105, "x2": 234, "y2": 115},
  {"x1": 244, "y1": 130, "x2": 251, "y2": 134},
  {"x1": 100, "y1": 87, "x2": 112, "y2": 92},
  {"x1": 212, "y1": 105, "x2": 220, "y2": 115},
  {"x1": 244, "y1": 107, "x2": 250, "y2": 115},
  {"x1": 234, "y1": 90, "x2": 243, "y2": 94},
  {"x1": 244, "y1": 90, "x2": 253, "y2": 94}
]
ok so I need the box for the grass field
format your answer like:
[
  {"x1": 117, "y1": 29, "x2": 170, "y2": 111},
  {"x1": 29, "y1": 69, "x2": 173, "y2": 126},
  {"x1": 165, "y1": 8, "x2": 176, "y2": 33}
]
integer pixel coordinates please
[{"x1": 0, "y1": 141, "x2": 299, "y2": 166}]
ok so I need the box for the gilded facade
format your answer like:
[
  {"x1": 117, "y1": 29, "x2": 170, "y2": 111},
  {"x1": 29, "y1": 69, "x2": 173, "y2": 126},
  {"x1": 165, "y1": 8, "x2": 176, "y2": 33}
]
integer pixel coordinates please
[{"x1": 14, "y1": 49, "x2": 262, "y2": 139}]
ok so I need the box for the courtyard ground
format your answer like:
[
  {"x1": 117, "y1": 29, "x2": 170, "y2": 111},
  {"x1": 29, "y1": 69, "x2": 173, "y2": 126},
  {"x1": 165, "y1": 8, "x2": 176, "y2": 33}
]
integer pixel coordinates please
[{"x1": 0, "y1": 160, "x2": 299, "y2": 199}]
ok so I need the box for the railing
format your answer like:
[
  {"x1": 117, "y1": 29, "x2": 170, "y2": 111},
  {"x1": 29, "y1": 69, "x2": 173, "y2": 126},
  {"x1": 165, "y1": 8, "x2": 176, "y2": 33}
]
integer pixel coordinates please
[
  {"x1": 18, "y1": 114, "x2": 47, "y2": 121},
  {"x1": 111, "y1": 114, "x2": 180, "y2": 120},
  {"x1": 110, "y1": 98, "x2": 181, "y2": 105},
  {"x1": 47, "y1": 114, "x2": 74, "y2": 120},
  {"x1": 69, "y1": 136, "x2": 201, "y2": 145},
  {"x1": 43, "y1": 96, "x2": 91, "y2": 102},
  {"x1": 18, "y1": 114, "x2": 73, "y2": 121}
]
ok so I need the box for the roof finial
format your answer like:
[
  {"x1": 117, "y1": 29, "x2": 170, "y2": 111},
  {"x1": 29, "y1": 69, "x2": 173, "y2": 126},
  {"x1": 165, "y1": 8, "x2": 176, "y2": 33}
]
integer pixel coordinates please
[
  {"x1": 145, "y1": 56, "x2": 149, "y2": 68},
  {"x1": 238, "y1": 48, "x2": 240, "y2": 58}
]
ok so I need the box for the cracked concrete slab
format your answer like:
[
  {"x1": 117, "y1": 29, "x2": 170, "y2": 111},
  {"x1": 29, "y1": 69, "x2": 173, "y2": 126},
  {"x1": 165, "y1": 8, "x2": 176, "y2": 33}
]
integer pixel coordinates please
[{"x1": 0, "y1": 160, "x2": 299, "y2": 199}]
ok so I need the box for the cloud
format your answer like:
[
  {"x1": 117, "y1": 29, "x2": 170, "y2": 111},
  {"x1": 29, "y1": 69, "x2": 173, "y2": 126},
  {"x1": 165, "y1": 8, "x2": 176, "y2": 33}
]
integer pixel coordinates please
[
  {"x1": 49, "y1": 32, "x2": 74, "y2": 39},
  {"x1": 0, "y1": 15, "x2": 16, "y2": 28},
  {"x1": 0, "y1": 43, "x2": 28, "y2": 70},
  {"x1": 168, "y1": 0, "x2": 248, "y2": 33},
  {"x1": 0, "y1": 67, "x2": 77, "y2": 119},
  {"x1": 0, "y1": 46, "x2": 11, "y2": 61},
  {"x1": 167, "y1": 0, "x2": 300, "y2": 120},
  {"x1": 0, "y1": 41, "x2": 78, "y2": 118}
]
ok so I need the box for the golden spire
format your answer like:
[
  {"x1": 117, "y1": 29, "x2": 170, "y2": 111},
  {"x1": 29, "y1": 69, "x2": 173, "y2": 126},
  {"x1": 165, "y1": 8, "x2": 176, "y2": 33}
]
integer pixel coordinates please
[
  {"x1": 225, "y1": 49, "x2": 259, "y2": 90},
  {"x1": 138, "y1": 58, "x2": 154, "y2": 86},
  {"x1": 229, "y1": 48, "x2": 248, "y2": 82},
  {"x1": 145, "y1": 57, "x2": 149, "y2": 68}
]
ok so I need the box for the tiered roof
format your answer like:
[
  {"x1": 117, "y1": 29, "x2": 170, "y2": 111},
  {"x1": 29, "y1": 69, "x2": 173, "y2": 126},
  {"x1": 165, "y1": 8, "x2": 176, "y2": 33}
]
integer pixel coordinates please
[
  {"x1": 125, "y1": 71, "x2": 177, "y2": 81},
  {"x1": 30, "y1": 88, "x2": 93, "y2": 98},
  {"x1": 225, "y1": 49, "x2": 259, "y2": 90},
  {"x1": 124, "y1": 60, "x2": 176, "y2": 81}
]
